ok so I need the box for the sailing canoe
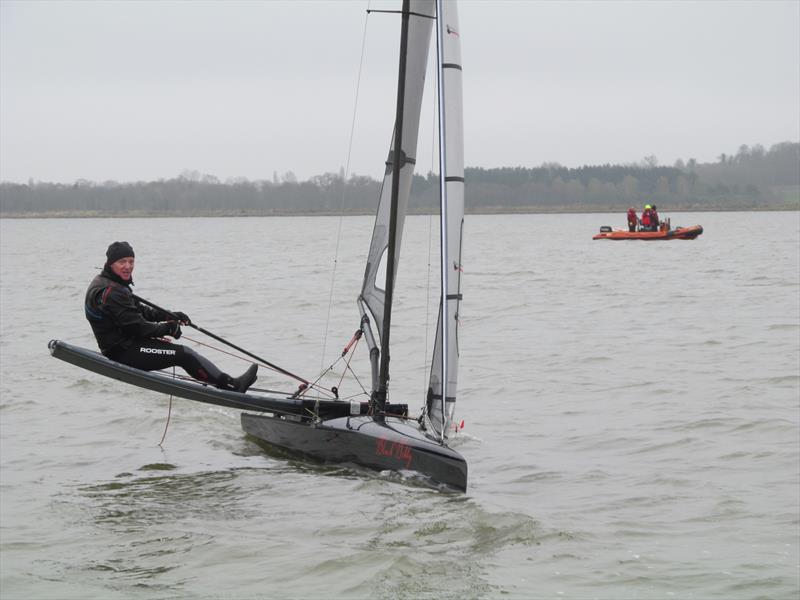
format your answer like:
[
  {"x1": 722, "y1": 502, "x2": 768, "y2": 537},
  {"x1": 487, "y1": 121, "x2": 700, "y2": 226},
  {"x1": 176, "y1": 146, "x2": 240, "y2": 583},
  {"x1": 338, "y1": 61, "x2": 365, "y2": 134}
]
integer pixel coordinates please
[{"x1": 49, "y1": 0, "x2": 469, "y2": 492}]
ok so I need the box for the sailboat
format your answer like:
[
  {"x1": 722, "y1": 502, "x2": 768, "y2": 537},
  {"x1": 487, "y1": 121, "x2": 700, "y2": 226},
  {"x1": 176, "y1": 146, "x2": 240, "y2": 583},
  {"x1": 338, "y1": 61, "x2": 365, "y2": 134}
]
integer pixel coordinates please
[{"x1": 49, "y1": 0, "x2": 467, "y2": 491}]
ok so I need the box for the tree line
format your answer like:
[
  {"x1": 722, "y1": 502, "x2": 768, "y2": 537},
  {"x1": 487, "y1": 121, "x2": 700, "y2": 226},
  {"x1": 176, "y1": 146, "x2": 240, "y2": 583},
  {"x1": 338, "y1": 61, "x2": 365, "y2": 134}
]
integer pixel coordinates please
[{"x1": 1, "y1": 141, "x2": 797, "y2": 216}]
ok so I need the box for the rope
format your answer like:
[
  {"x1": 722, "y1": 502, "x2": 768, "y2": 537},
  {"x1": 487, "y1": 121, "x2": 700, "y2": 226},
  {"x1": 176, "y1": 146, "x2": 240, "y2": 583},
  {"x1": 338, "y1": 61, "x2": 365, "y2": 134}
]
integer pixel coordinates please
[
  {"x1": 158, "y1": 366, "x2": 175, "y2": 447},
  {"x1": 319, "y1": 4, "x2": 372, "y2": 373}
]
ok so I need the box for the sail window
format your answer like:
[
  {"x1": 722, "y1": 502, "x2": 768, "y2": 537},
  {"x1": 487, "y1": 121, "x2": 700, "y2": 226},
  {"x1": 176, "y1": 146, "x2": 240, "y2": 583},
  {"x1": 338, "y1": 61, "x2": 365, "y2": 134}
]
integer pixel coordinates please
[{"x1": 374, "y1": 248, "x2": 388, "y2": 292}]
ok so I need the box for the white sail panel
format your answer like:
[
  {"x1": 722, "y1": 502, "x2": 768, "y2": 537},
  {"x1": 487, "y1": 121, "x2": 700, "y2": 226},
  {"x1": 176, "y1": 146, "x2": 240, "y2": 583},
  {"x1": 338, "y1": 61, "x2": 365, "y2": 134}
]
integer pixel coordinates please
[
  {"x1": 358, "y1": 0, "x2": 436, "y2": 354},
  {"x1": 427, "y1": 0, "x2": 464, "y2": 439}
]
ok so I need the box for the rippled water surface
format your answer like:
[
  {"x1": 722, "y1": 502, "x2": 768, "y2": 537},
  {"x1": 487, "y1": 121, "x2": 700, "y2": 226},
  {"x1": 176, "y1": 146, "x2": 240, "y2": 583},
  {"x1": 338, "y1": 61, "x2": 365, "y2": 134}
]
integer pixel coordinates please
[{"x1": 1, "y1": 212, "x2": 798, "y2": 599}]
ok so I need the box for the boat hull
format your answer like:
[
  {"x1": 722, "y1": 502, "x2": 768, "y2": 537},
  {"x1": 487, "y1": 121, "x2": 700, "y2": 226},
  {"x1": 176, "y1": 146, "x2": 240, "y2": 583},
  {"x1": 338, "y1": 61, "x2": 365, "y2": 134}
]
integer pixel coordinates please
[
  {"x1": 593, "y1": 225, "x2": 703, "y2": 240},
  {"x1": 241, "y1": 413, "x2": 468, "y2": 492}
]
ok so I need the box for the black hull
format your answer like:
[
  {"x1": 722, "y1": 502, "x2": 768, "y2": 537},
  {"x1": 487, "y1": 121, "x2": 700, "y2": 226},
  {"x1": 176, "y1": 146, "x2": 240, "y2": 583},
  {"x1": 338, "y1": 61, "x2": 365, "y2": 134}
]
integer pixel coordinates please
[{"x1": 242, "y1": 413, "x2": 468, "y2": 492}]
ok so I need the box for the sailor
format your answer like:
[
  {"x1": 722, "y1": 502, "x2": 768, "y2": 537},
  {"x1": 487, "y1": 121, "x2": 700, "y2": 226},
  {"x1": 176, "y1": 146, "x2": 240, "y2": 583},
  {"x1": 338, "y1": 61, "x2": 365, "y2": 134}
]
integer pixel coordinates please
[
  {"x1": 641, "y1": 205, "x2": 653, "y2": 231},
  {"x1": 627, "y1": 207, "x2": 637, "y2": 232},
  {"x1": 651, "y1": 204, "x2": 661, "y2": 230},
  {"x1": 85, "y1": 241, "x2": 257, "y2": 392}
]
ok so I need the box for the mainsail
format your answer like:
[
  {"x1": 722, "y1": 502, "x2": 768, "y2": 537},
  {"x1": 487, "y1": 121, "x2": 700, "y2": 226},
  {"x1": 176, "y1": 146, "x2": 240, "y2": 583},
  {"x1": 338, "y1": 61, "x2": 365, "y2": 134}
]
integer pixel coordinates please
[{"x1": 426, "y1": 0, "x2": 464, "y2": 440}]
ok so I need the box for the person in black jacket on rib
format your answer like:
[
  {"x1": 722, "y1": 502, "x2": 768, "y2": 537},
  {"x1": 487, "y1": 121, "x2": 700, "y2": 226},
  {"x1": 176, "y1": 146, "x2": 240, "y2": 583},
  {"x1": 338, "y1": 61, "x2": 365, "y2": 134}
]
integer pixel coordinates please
[{"x1": 85, "y1": 241, "x2": 257, "y2": 393}]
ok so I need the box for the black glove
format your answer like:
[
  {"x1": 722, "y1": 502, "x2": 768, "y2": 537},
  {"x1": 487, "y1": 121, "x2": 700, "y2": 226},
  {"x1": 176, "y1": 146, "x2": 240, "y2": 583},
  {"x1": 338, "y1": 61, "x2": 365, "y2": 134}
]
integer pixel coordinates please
[
  {"x1": 172, "y1": 311, "x2": 191, "y2": 325},
  {"x1": 156, "y1": 321, "x2": 182, "y2": 339}
]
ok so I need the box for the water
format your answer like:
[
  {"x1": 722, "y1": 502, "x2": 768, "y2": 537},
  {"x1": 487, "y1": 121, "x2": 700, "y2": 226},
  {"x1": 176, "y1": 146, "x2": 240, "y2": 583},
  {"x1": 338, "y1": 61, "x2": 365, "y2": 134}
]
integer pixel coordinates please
[{"x1": 1, "y1": 212, "x2": 798, "y2": 599}]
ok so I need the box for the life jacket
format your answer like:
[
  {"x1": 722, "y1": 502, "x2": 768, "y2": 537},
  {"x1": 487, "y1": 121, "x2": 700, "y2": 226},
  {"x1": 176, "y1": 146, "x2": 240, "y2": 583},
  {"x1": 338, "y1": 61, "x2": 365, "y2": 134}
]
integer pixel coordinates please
[
  {"x1": 641, "y1": 210, "x2": 652, "y2": 226},
  {"x1": 627, "y1": 210, "x2": 637, "y2": 225}
]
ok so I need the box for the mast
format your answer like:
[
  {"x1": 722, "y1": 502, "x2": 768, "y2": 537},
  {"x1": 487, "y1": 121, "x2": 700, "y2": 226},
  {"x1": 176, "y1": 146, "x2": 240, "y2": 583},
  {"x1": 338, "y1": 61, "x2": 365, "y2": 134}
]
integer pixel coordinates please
[
  {"x1": 375, "y1": 0, "x2": 412, "y2": 415},
  {"x1": 435, "y1": 0, "x2": 449, "y2": 436}
]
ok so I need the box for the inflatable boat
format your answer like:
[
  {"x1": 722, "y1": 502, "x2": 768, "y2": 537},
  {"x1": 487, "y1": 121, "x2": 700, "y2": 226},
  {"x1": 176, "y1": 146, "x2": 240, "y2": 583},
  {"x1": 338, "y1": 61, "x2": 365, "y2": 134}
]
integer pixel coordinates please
[{"x1": 593, "y1": 224, "x2": 703, "y2": 241}]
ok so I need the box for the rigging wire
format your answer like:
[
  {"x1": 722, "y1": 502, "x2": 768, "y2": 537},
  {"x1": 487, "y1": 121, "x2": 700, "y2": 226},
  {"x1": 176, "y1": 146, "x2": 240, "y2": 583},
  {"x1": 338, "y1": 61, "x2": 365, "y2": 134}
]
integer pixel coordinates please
[
  {"x1": 319, "y1": 2, "x2": 373, "y2": 375},
  {"x1": 300, "y1": 334, "x2": 371, "y2": 401},
  {"x1": 335, "y1": 334, "x2": 362, "y2": 391}
]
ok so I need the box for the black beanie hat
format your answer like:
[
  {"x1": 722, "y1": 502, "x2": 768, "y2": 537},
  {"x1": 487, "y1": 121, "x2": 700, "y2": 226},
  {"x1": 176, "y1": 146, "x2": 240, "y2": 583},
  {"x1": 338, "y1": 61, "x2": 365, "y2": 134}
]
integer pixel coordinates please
[{"x1": 106, "y1": 241, "x2": 135, "y2": 264}]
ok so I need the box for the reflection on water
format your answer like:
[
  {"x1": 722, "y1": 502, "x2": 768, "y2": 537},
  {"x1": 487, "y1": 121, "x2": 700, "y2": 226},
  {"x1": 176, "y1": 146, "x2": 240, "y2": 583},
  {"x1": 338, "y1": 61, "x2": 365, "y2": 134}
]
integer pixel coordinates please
[{"x1": 78, "y1": 468, "x2": 257, "y2": 527}]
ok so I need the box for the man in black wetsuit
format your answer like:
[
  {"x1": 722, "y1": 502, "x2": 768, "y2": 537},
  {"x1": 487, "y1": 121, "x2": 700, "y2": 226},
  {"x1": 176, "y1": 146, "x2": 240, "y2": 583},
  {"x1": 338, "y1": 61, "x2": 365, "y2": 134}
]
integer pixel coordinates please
[{"x1": 85, "y1": 241, "x2": 257, "y2": 393}]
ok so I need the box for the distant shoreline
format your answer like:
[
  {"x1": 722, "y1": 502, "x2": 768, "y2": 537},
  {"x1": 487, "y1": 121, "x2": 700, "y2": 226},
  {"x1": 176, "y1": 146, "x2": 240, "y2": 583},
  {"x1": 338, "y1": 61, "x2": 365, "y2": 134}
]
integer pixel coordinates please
[{"x1": 1, "y1": 205, "x2": 797, "y2": 219}]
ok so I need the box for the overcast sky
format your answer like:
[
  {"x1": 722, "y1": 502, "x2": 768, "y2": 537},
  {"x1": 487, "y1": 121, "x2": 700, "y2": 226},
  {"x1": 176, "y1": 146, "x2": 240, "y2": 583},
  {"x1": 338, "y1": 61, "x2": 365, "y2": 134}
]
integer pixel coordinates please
[{"x1": 1, "y1": 0, "x2": 798, "y2": 184}]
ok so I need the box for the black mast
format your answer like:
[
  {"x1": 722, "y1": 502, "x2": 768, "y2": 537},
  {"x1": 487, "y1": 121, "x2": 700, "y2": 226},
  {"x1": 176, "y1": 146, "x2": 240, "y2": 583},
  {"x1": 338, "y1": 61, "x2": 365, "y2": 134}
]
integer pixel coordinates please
[{"x1": 375, "y1": 0, "x2": 411, "y2": 417}]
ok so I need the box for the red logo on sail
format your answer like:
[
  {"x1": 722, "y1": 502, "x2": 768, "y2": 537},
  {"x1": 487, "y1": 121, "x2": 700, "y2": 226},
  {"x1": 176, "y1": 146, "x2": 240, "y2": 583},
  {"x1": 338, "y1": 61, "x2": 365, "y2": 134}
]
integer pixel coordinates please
[{"x1": 376, "y1": 438, "x2": 413, "y2": 469}]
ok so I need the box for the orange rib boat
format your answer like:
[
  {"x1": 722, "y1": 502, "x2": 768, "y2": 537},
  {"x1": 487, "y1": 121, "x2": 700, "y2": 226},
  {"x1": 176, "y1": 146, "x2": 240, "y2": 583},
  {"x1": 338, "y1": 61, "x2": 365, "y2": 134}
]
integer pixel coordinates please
[{"x1": 593, "y1": 224, "x2": 703, "y2": 241}]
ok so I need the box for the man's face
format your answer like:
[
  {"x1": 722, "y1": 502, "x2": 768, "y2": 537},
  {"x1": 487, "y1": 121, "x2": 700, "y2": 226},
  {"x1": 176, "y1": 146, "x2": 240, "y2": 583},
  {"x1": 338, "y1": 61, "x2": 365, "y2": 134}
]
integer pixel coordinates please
[{"x1": 110, "y1": 257, "x2": 135, "y2": 281}]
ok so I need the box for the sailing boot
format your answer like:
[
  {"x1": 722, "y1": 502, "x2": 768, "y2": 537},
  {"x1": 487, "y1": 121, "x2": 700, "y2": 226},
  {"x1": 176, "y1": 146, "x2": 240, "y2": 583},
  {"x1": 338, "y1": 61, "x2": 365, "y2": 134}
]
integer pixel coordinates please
[{"x1": 230, "y1": 363, "x2": 258, "y2": 393}]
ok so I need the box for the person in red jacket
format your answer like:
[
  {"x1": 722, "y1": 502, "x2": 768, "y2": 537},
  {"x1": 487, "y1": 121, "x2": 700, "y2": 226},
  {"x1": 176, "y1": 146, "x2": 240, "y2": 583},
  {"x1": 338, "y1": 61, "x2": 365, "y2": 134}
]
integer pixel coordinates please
[
  {"x1": 651, "y1": 204, "x2": 661, "y2": 230},
  {"x1": 640, "y1": 205, "x2": 653, "y2": 230},
  {"x1": 627, "y1": 207, "x2": 638, "y2": 232}
]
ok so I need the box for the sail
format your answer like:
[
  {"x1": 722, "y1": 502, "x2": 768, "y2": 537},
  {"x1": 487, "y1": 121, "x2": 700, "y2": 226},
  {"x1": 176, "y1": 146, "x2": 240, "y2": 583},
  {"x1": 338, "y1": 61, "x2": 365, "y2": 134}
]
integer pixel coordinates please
[
  {"x1": 358, "y1": 0, "x2": 435, "y2": 362},
  {"x1": 427, "y1": 0, "x2": 464, "y2": 439}
]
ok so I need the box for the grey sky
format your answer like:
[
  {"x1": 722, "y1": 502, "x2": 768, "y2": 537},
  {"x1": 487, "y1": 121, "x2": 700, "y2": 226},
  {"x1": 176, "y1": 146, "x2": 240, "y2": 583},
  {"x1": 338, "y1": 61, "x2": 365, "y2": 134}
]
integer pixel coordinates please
[{"x1": 1, "y1": 0, "x2": 798, "y2": 184}]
